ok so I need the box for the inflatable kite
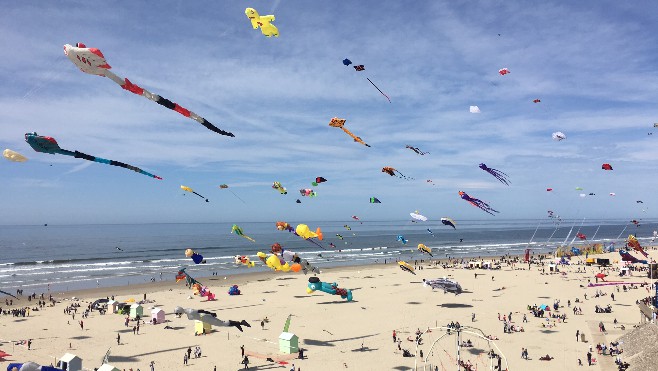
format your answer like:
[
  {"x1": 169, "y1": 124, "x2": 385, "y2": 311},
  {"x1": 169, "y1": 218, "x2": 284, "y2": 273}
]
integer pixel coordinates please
[
  {"x1": 441, "y1": 217, "x2": 456, "y2": 229},
  {"x1": 228, "y1": 285, "x2": 241, "y2": 295},
  {"x1": 352, "y1": 215, "x2": 360, "y2": 221},
  {"x1": 410, "y1": 212, "x2": 428, "y2": 222},
  {"x1": 234, "y1": 255, "x2": 255, "y2": 267},
  {"x1": 245, "y1": 8, "x2": 279, "y2": 37},
  {"x1": 3, "y1": 149, "x2": 27, "y2": 162},
  {"x1": 231, "y1": 224, "x2": 256, "y2": 242},
  {"x1": 406, "y1": 145, "x2": 429, "y2": 155},
  {"x1": 271, "y1": 243, "x2": 320, "y2": 274},
  {"x1": 552, "y1": 132, "x2": 567, "y2": 141},
  {"x1": 296, "y1": 199, "x2": 301, "y2": 203},
  {"x1": 498, "y1": 68, "x2": 510, "y2": 75},
  {"x1": 382, "y1": 166, "x2": 414, "y2": 180},
  {"x1": 25, "y1": 133, "x2": 161, "y2": 179},
  {"x1": 397, "y1": 235, "x2": 408, "y2": 244},
  {"x1": 627, "y1": 235, "x2": 649, "y2": 257},
  {"x1": 185, "y1": 248, "x2": 206, "y2": 264},
  {"x1": 5, "y1": 362, "x2": 64, "y2": 371},
  {"x1": 299, "y1": 188, "x2": 317, "y2": 197},
  {"x1": 272, "y1": 181, "x2": 287, "y2": 194},
  {"x1": 602, "y1": 163, "x2": 613, "y2": 170},
  {"x1": 276, "y1": 221, "x2": 296, "y2": 234},
  {"x1": 342, "y1": 59, "x2": 390, "y2": 102},
  {"x1": 423, "y1": 278, "x2": 463, "y2": 294},
  {"x1": 174, "y1": 306, "x2": 251, "y2": 332},
  {"x1": 312, "y1": 177, "x2": 327, "y2": 186},
  {"x1": 479, "y1": 163, "x2": 510, "y2": 185},
  {"x1": 370, "y1": 197, "x2": 381, "y2": 203},
  {"x1": 63, "y1": 43, "x2": 234, "y2": 137},
  {"x1": 176, "y1": 267, "x2": 202, "y2": 288},
  {"x1": 295, "y1": 224, "x2": 324, "y2": 249},
  {"x1": 257, "y1": 251, "x2": 300, "y2": 272},
  {"x1": 181, "y1": 185, "x2": 208, "y2": 202},
  {"x1": 631, "y1": 219, "x2": 640, "y2": 226},
  {"x1": 417, "y1": 243, "x2": 433, "y2": 257},
  {"x1": 533, "y1": 99, "x2": 541, "y2": 103},
  {"x1": 619, "y1": 250, "x2": 647, "y2": 264},
  {"x1": 329, "y1": 117, "x2": 370, "y2": 147},
  {"x1": 459, "y1": 191, "x2": 499, "y2": 215},
  {"x1": 336, "y1": 234, "x2": 344, "y2": 240},
  {"x1": 398, "y1": 261, "x2": 416, "y2": 275},
  {"x1": 470, "y1": 105, "x2": 481, "y2": 113},
  {"x1": 306, "y1": 277, "x2": 353, "y2": 301},
  {"x1": 192, "y1": 283, "x2": 216, "y2": 301},
  {"x1": 577, "y1": 233, "x2": 587, "y2": 240}
]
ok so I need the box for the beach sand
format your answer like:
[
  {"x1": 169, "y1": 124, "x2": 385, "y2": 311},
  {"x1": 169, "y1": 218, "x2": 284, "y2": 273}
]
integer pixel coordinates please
[{"x1": 1, "y1": 250, "x2": 655, "y2": 371}]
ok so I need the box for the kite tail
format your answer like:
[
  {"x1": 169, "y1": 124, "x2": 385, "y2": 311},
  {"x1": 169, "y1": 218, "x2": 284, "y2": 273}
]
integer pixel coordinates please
[
  {"x1": 69, "y1": 150, "x2": 162, "y2": 179},
  {"x1": 306, "y1": 238, "x2": 327, "y2": 250},
  {"x1": 367, "y1": 78, "x2": 391, "y2": 103},
  {"x1": 243, "y1": 235, "x2": 256, "y2": 243},
  {"x1": 489, "y1": 169, "x2": 510, "y2": 185},
  {"x1": 191, "y1": 191, "x2": 208, "y2": 202}
]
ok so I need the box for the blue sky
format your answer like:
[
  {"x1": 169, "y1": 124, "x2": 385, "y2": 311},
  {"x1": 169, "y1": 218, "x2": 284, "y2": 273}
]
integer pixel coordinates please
[{"x1": 1, "y1": 1, "x2": 657, "y2": 225}]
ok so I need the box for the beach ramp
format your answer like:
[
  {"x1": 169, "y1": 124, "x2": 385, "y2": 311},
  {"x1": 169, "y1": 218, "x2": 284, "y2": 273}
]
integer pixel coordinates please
[{"x1": 244, "y1": 350, "x2": 298, "y2": 364}]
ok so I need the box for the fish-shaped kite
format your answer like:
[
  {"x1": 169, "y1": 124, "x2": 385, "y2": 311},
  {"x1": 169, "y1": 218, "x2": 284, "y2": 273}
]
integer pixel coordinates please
[
  {"x1": 459, "y1": 191, "x2": 499, "y2": 215},
  {"x1": 329, "y1": 117, "x2": 370, "y2": 147},
  {"x1": 25, "y1": 132, "x2": 161, "y2": 180},
  {"x1": 63, "y1": 43, "x2": 234, "y2": 137}
]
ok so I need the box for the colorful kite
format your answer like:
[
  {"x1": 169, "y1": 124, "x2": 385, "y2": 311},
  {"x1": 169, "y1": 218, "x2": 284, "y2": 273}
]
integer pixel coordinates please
[
  {"x1": 382, "y1": 166, "x2": 414, "y2": 180},
  {"x1": 174, "y1": 306, "x2": 250, "y2": 332},
  {"x1": 370, "y1": 197, "x2": 381, "y2": 203},
  {"x1": 410, "y1": 211, "x2": 428, "y2": 222},
  {"x1": 552, "y1": 132, "x2": 567, "y2": 141},
  {"x1": 423, "y1": 278, "x2": 463, "y2": 294},
  {"x1": 185, "y1": 248, "x2": 206, "y2": 264},
  {"x1": 498, "y1": 68, "x2": 510, "y2": 75},
  {"x1": 271, "y1": 243, "x2": 320, "y2": 274},
  {"x1": 299, "y1": 188, "x2": 317, "y2": 197},
  {"x1": 479, "y1": 163, "x2": 510, "y2": 185},
  {"x1": 218, "y1": 184, "x2": 246, "y2": 203},
  {"x1": 181, "y1": 185, "x2": 209, "y2": 202},
  {"x1": 406, "y1": 145, "x2": 429, "y2": 155},
  {"x1": 307, "y1": 277, "x2": 353, "y2": 301},
  {"x1": 3, "y1": 149, "x2": 27, "y2": 162},
  {"x1": 329, "y1": 117, "x2": 370, "y2": 147},
  {"x1": 276, "y1": 221, "x2": 296, "y2": 233},
  {"x1": 231, "y1": 224, "x2": 256, "y2": 242},
  {"x1": 576, "y1": 233, "x2": 587, "y2": 240},
  {"x1": 547, "y1": 188, "x2": 553, "y2": 191},
  {"x1": 342, "y1": 59, "x2": 391, "y2": 102},
  {"x1": 352, "y1": 215, "x2": 360, "y2": 221},
  {"x1": 396, "y1": 235, "x2": 408, "y2": 244},
  {"x1": 459, "y1": 191, "x2": 499, "y2": 215},
  {"x1": 63, "y1": 43, "x2": 234, "y2": 137},
  {"x1": 25, "y1": 132, "x2": 161, "y2": 180},
  {"x1": 627, "y1": 235, "x2": 649, "y2": 257},
  {"x1": 245, "y1": 8, "x2": 279, "y2": 37},
  {"x1": 398, "y1": 261, "x2": 416, "y2": 275},
  {"x1": 272, "y1": 181, "x2": 287, "y2": 194},
  {"x1": 533, "y1": 99, "x2": 541, "y2": 103},
  {"x1": 295, "y1": 224, "x2": 325, "y2": 249},
  {"x1": 441, "y1": 217, "x2": 456, "y2": 229},
  {"x1": 312, "y1": 177, "x2": 327, "y2": 186},
  {"x1": 602, "y1": 163, "x2": 613, "y2": 170},
  {"x1": 417, "y1": 243, "x2": 433, "y2": 257},
  {"x1": 234, "y1": 255, "x2": 255, "y2": 267}
]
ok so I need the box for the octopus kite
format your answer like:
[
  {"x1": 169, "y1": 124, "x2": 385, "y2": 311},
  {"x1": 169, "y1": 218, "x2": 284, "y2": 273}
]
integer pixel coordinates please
[
  {"x1": 245, "y1": 8, "x2": 279, "y2": 37},
  {"x1": 329, "y1": 117, "x2": 370, "y2": 147},
  {"x1": 63, "y1": 43, "x2": 234, "y2": 137},
  {"x1": 25, "y1": 132, "x2": 161, "y2": 179},
  {"x1": 479, "y1": 163, "x2": 510, "y2": 185},
  {"x1": 459, "y1": 191, "x2": 499, "y2": 215},
  {"x1": 382, "y1": 167, "x2": 414, "y2": 180},
  {"x1": 405, "y1": 145, "x2": 429, "y2": 155}
]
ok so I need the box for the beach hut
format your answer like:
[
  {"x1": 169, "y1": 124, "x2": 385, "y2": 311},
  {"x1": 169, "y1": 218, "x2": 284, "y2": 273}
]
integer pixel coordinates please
[
  {"x1": 151, "y1": 308, "x2": 165, "y2": 324},
  {"x1": 108, "y1": 300, "x2": 118, "y2": 314},
  {"x1": 57, "y1": 353, "x2": 82, "y2": 371},
  {"x1": 97, "y1": 364, "x2": 120, "y2": 371},
  {"x1": 194, "y1": 320, "x2": 212, "y2": 335},
  {"x1": 279, "y1": 332, "x2": 299, "y2": 354},
  {"x1": 129, "y1": 303, "x2": 143, "y2": 319}
]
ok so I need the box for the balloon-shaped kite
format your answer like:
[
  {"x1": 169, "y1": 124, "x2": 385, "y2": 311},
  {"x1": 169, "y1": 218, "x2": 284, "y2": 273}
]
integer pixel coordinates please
[
  {"x1": 231, "y1": 224, "x2": 255, "y2": 242},
  {"x1": 382, "y1": 167, "x2": 414, "y2": 180},
  {"x1": 25, "y1": 132, "x2": 161, "y2": 180},
  {"x1": 245, "y1": 8, "x2": 279, "y2": 37},
  {"x1": 3, "y1": 149, "x2": 27, "y2": 162},
  {"x1": 423, "y1": 278, "x2": 463, "y2": 294},
  {"x1": 627, "y1": 235, "x2": 649, "y2": 257},
  {"x1": 602, "y1": 163, "x2": 613, "y2": 170},
  {"x1": 185, "y1": 248, "x2": 206, "y2": 264},
  {"x1": 276, "y1": 221, "x2": 296, "y2": 233},
  {"x1": 417, "y1": 243, "x2": 433, "y2": 257},
  {"x1": 479, "y1": 163, "x2": 510, "y2": 185},
  {"x1": 498, "y1": 68, "x2": 510, "y2": 75},
  {"x1": 257, "y1": 251, "x2": 298, "y2": 272},
  {"x1": 406, "y1": 145, "x2": 429, "y2": 155},
  {"x1": 398, "y1": 261, "x2": 416, "y2": 275},
  {"x1": 552, "y1": 132, "x2": 567, "y2": 141},
  {"x1": 299, "y1": 188, "x2": 317, "y2": 197},
  {"x1": 459, "y1": 191, "x2": 499, "y2": 215},
  {"x1": 441, "y1": 217, "x2": 456, "y2": 229},
  {"x1": 181, "y1": 185, "x2": 209, "y2": 202},
  {"x1": 63, "y1": 43, "x2": 234, "y2": 137},
  {"x1": 370, "y1": 197, "x2": 381, "y2": 203},
  {"x1": 329, "y1": 117, "x2": 371, "y2": 147},
  {"x1": 271, "y1": 243, "x2": 320, "y2": 274},
  {"x1": 272, "y1": 181, "x2": 287, "y2": 194}
]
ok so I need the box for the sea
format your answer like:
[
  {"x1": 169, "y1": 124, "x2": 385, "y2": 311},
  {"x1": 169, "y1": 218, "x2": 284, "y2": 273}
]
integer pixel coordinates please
[{"x1": 1, "y1": 219, "x2": 656, "y2": 294}]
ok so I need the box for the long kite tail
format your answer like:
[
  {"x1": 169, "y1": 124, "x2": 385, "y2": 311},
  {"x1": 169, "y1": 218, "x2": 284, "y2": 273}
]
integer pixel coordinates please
[
  {"x1": 306, "y1": 238, "x2": 327, "y2": 250},
  {"x1": 59, "y1": 148, "x2": 162, "y2": 179},
  {"x1": 191, "y1": 191, "x2": 209, "y2": 202},
  {"x1": 243, "y1": 235, "x2": 256, "y2": 243},
  {"x1": 367, "y1": 78, "x2": 391, "y2": 103},
  {"x1": 489, "y1": 169, "x2": 511, "y2": 185},
  {"x1": 104, "y1": 71, "x2": 234, "y2": 137}
]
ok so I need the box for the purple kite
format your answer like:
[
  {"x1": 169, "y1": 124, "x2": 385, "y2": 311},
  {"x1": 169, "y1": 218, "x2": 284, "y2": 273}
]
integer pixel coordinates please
[
  {"x1": 459, "y1": 191, "x2": 499, "y2": 215},
  {"x1": 479, "y1": 163, "x2": 510, "y2": 185}
]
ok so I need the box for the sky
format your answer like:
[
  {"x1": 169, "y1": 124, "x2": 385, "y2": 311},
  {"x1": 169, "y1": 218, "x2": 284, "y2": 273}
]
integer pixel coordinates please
[{"x1": 1, "y1": 0, "x2": 657, "y2": 225}]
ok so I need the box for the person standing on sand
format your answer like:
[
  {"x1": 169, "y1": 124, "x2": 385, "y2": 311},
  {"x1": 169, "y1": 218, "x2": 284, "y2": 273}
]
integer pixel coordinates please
[
  {"x1": 576, "y1": 330, "x2": 580, "y2": 342},
  {"x1": 187, "y1": 347, "x2": 192, "y2": 360},
  {"x1": 117, "y1": 333, "x2": 120, "y2": 345},
  {"x1": 393, "y1": 330, "x2": 396, "y2": 343},
  {"x1": 241, "y1": 345, "x2": 245, "y2": 357},
  {"x1": 183, "y1": 353, "x2": 188, "y2": 365},
  {"x1": 28, "y1": 339, "x2": 32, "y2": 350},
  {"x1": 587, "y1": 351, "x2": 592, "y2": 366}
]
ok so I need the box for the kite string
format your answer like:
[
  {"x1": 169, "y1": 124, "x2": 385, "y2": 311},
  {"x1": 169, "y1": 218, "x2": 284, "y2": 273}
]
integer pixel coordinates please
[
  {"x1": 615, "y1": 223, "x2": 629, "y2": 241},
  {"x1": 366, "y1": 78, "x2": 391, "y2": 103}
]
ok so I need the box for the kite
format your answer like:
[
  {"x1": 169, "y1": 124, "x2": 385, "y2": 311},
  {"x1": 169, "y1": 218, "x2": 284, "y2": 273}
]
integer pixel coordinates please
[
  {"x1": 231, "y1": 224, "x2": 256, "y2": 242},
  {"x1": 552, "y1": 132, "x2": 567, "y2": 141},
  {"x1": 312, "y1": 177, "x2": 327, "y2": 186},
  {"x1": 276, "y1": 221, "x2": 296, "y2": 233},
  {"x1": 579, "y1": 193, "x2": 586, "y2": 198},
  {"x1": 498, "y1": 68, "x2": 510, "y2": 75},
  {"x1": 296, "y1": 199, "x2": 301, "y2": 203},
  {"x1": 329, "y1": 117, "x2": 371, "y2": 147},
  {"x1": 25, "y1": 132, "x2": 161, "y2": 179},
  {"x1": 3, "y1": 149, "x2": 27, "y2": 162},
  {"x1": 441, "y1": 217, "x2": 456, "y2": 229},
  {"x1": 575, "y1": 187, "x2": 583, "y2": 190},
  {"x1": 271, "y1": 243, "x2": 320, "y2": 274},
  {"x1": 627, "y1": 235, "x2": 649, "y2": 257},
  {"x1": 631, "y1": 219, "x2": 640, "y2": 226},
  {"x1": 533, "y1": 99, "x2": 541, "y2": 103},
  {"x1": 417, "y1": 243, "x2": 433, "y2": 257},
  {"x1": 307, "y1": 277, "x2": 353, "y2": 301},
  {"x1": 234, "y1": 255, "x2": 255, "y2": 267},
  {"x1": 602, "y1": 163, "x2": 613, "y2": 170},
  {"x1": 637, "y1": 200, "x2": 644, "y2": 203},
  {"x1": 228, "y1": 285, "x2": 241, "y2": 295},
  {"x1": 654, "y1": 123, "x2": 658, "y2": 128},
  {"x1": 589, "y1": 193, "x2": 596, "y2": 196},
  {"x1": 185, "y1": 248, "x2": 206, "y2": 264},
  {"x1": 370, "y1": 197, "x2": 381, "y2": 203},
  {"x1": 272, "y1": 181, "x2": 287, "y2": 194},
  {"x1": 396, "y1": 235, "x2": 408, "y2": 244},
  {"x1": 382, "y1": 166, "x2": 414, "y2": 180},
  {"x1": 245, "y1": 8, "x2": 279, "y2": 37},
  {"x1": 398, "y1": 261, "x2": 416, "y2": 275},
  {"x1": 427, "y1": 228, "x2": 434, "y2": 236},
  {"x1": 410, "y1": 211, "x2": 428, "y2": 222},
  {"x1": 423, "y1": 278, "x2": 463, "y2": 294},
  {"x1": 469, "y1": 106, "x2": 481, "y2": 113},
  {"x1": 351, "y1": 215, "x2": 360, "y2": 221},
  {"x1": 63, "y1": 43, "x2": 234, "y2": 137},
  {"x1": 299, "y1": 188, "x2": 317, "y2": 197},
  {"x1": 174, "y1": 306, "x2": 251, "y2": 332},
  {"x1": 546, "y1": 188, "x2": 553, "y2": 191},
  {"x1": 576, "y1": 233, "x2": 587, "y2": 240},
  {"x1": 335, "y1": 234, "x2": 344, "y2": 240},
  {"x1": 176, "y1": 267, "x2": 202, "y2": 288},
  {"x1": 405, "y1": 145, "x2": 429, "y2": 155},
  {"x1": 342, "y1": 59, "x2": 391, "y2": 102},
  {"x1": 343, "y1": 225, "x2": 351, "y2": 231},
  {"x1": 619, "y1": 249, "x2": 648, "y2": 264},
  {"x1": 609, "y1": 193, "x2": 616, "y2": 196},
  {"x1": 257, "y1": 251, "x2": 298, "y2": 272},
  {"x1": 192, "y1": 283, "x2": 216, "y2": 301},
  {"x1": 459, "y1": 191, "x2": 499, "y2": 215},
  {"x1": 295, "y1": 224, "x2": 325, "y2": 249},
  {"x1": 218, "y1": 184, "x2": 246, "y2": 203},
  {"x1": 479, "y1": 163, "x2": 510, "y2": 185},
  {"x1": 181, "y1": 185, "x2": 209, "y2": 202},
  {"x1": 342, "y1": 59, "x2": 352, "y2": 66}
]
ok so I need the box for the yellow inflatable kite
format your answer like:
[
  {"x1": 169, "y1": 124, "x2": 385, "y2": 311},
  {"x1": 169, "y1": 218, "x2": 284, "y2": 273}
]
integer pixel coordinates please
[
  {"x1": 296, "y1": 224, "x2": 323, "y2": 240},
  {"x1": 245, "y1": 8, "x2": 279, "y2": 37},
  {"x1": 3, "y1": 149, "x2": 28, "y2": 162}
]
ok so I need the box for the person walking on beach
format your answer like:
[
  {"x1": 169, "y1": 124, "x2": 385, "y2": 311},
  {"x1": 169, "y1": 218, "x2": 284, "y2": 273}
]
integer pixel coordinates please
[
  {"x1": 133, "y1": 326, "x2": 136, "y2": 335},
  {"x1": 187, "y1": 347, "x2": 192, "y2": 360},
  {"x1": 117, "y1": 333, "x2": 120, "y2": 345},
  {"x1": 587, "y1": 351, "x2": 592, "y2": 366},
  {"x1": 471, "y1": 313, "x2": 476, "y2": 322},
  {"x1": 241, "y1": 344, "x2": 245, "y2": 357},
  {"x1": 261, "y1": 320, "x2": 265, "y2": 330},
  {"x1": 183, "y1": 353, "x2": 188, "y2": 366},
  {"x1": 27, "y1": 339, "x2": 32, "y2": 350},
  {"x1": 393, "y1": 330, "x2": 396, "y2": 343},
  {"x1": 149, "y1": 361, "x2": 155, "y2": 371},
  {"x1": 576, "y1": 330, "x2": 580, "y2": 342},
  {"x1": 242, "y1": 355, "x2": 250, "y2": 369}
]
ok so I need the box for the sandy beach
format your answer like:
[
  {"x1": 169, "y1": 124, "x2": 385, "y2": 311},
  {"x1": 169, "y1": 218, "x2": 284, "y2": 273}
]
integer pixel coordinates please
[{"x1": 2, "y1": 250, "x2": 656, "y2": 371}]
